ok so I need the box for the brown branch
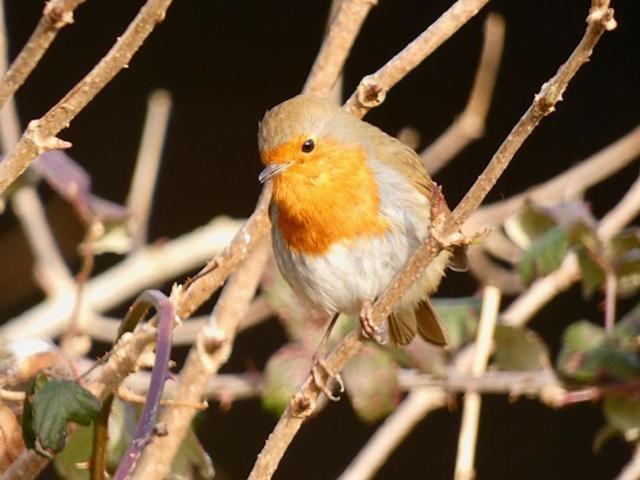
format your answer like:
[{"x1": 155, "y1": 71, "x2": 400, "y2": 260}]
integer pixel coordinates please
[
  {"x1": 343, "y1": 0, "x2": 491, "y2": 117},
  {"x1": 454, "y1": 286, "x2": 501, "y2": 480},
  {"x1": 126, "y1": 89, "x2": 172, "y2": 250},
  {"x1": 338, "y1": 389, "x2": 447, "y2": 480},
  {"x1": 0, "y1": 216, "x2": 244, "y2": 340},
  {"x1": 0, "y1": 0, "x2": 175, "y2": 195},
  {"x1": 421, "y1": 12, "x2": 505, "y2": 174},
  {"x1": 248, "y1": 3, "x2": 615, "y2": 478},
  {"x1": 0, "y1": 0, "x2": 87, "y2": 111},
  {"x1": 303, "y1": 0, "x2": 377, "y2": 97},
  {"x1": 133, "y1": 242, "x2": 270, "y2": 479}
]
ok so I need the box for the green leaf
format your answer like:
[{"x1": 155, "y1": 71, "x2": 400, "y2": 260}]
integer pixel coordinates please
[
  {"x1": 54, "y1": 424, "x2": 93, "y2": 480},
  {"x1": 504, "y1": 203, "x2": 556, "y2": 249},
  {"x1": 433, "y1": 297, "x2": 482, "y2": 351},
  {"x1": 518, "y1": 227, "x2": 569, "y2": 284},
  {"x1": 403, "y1": 341, "x2": 447, "y2": 375},
  {"x1": 343, "y1": 346, "x2": 400, "y2": 423},
  {"x1": 606, "y1": 229, "x2": 640, "y2": 260},
  {"x1": 22, "y1": 372, "x2": 49, "y2": 451},
  {"x1": 557, "y1": 321, "x2": 640, "y2": 384},
  {"x1": 31, "y1": 378, "x2": 101, "y2": 457},
  {"x1": 576, "y1": 247, "x2": 605, "y2": 297},
  {"x1": 603, "y1": 395, "x2": 640, "y2": 441},
  {"x1": 615, "y1": 250, "x2": 640, "y2": 297},
  {"x1": 493, "y1": 326, "x2": 550, "y2": 371},
  {"x1": 262, "y1": 343, "x2": 316, "y2": 416}
]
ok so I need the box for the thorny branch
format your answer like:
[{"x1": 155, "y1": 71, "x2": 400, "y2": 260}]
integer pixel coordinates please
[
  {"x1": 0, "y1": 0, "x2": 87, "y2": 111},
  {"x1": 248, "y1": 2, "x2": 616, "y2": 478},
  {"x1": 343, "y1": 0, "x2": 491, "y2": 118},
  {"x1": 0, "y1": 0, "x2": 175, "y2": 195}
]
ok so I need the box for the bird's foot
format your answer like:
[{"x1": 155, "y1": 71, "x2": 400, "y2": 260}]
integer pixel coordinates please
[
  {"x1": 311, "y1": 353, "x2": 344, "y2": 402},
  {"x1": 358, "y1": 299, "x2": 385, "y2": 344}
]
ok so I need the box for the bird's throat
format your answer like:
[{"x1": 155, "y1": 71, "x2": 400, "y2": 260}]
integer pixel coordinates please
[{"x1": 272, "y1": 145, "x2": 390, "y2": 256}]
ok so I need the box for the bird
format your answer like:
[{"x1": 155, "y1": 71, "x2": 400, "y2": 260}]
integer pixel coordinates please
[{"x1": 258, "y1": 94, "x2": 467, "y2": 399}]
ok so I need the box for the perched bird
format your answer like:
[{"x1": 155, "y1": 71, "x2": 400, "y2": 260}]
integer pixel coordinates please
[{"x1": 258, "y1": 94, "x2": 466, "y2": 395}]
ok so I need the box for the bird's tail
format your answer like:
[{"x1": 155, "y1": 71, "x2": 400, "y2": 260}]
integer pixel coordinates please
[{"x1": 388, "y1": 299, "x2": 448, "y2": 347}]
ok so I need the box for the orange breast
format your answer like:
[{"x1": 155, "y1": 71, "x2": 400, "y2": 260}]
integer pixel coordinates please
[{"x1": 270, "y1": 138, "x2": 390, "y2": 256}]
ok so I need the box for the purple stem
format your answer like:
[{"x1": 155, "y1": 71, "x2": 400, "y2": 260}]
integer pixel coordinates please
[{"x1": 113, "y1": 290, "x2": 174, "y2": 480}]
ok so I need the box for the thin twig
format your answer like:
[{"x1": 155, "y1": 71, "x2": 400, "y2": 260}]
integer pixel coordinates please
[
  {"x1": 454, "y1": 286, "x2": 500, "y2": 480},
  {"x1": 421, "y1": 12, "x2": 505, "y2": 174},
  {"x1": 133, "y1": 242, "x2": 270, "y2": 479},
  {"x1": 0, "y1": 0, "x2": 175, "y2": 195},
  {"x1": 604, "y1": 270, "x2": 617, "y2": 333},
  {"x1": 338, "y1": 388, "x2": 447, "y2": 480},
  {"x1": 0, "y1": 0, "x2": 74, "y2": 296},
  {"x1": 343, "y1": 0, "x2": 491, "y2": 117},
  {"x1": 126, "y1": 89, "x2": 172, "y2": 250},
  {"x1": 303, "y1": 0, "x2": 377, "y2": 97},
  {"x1": 503, "y1": 172, "x2": 640, "y2": 327},
  {"x1": 248, "y1": 4, "x2": 615, "y2": 478},
  {"x1": 0, "y1": 0, "x2": 87, "y2": 111}
]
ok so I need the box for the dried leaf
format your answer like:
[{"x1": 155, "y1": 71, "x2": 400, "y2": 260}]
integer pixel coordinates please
[
  {"x1": 0, "y1": 403, "x2": 25, "y2": 471},
  {"x1": 343, "y1": 345, "x2": 400, "y2": 423}
]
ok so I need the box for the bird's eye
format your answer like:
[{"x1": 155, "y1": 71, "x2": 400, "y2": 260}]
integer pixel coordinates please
[{"x1": 301, "y1": 139, "x2": 315, "y2": 153}]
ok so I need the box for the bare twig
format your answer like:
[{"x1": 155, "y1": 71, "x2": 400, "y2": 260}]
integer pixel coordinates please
[
  {"x1": 126, "y1": 89, "x2": 173, "y2": 249},
  {"x1": 468, "y1": 123, "x2": 640, "y2": 230},
  {"x1": 503, "y1": 172, "x2": 640, "y2": 327},
  {"x1": 604, "y1": 271, "x2": 617, "y2": 332},
  {"x1": 303, "y1": 0, "x2": 377, "y2": 97},
  {"x1": 0, "y1": 0, "x2": 175, "y2": 195},
  {"x1": 0, "y1": 0, "x2": 74, "y2": 296},
  {"x1": 133, "y1": 241, "x2": 270, "y2": 479},
  {"x1": 248, "y1": 3, "x2": 615, "y2": 478},
  {"x1": 0, "y1": 216, "x2": 243, "y2": 340},
  {"x1": 0, "y1": 0, "x2": 87, "y2": 110},
  {"x1": 339, "y1": 388, "x2": 447, "y2": 480},
  {"x1": 454, "y1": 286, "x2": 500, "y2": 480},
  {"x1": 343, "y1": 0, "x2": 491, "y2": 117},
  {"x1": 421, "y1": 12, "x2": 505, "y2": 174}
]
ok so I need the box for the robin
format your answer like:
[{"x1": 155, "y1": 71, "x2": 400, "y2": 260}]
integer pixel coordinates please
[{"x1": 258, "y1": 94, "x2": 467, "y2": 399}]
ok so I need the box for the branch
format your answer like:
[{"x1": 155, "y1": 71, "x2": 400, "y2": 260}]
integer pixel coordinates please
[
  {"x1": 0, "y1": 216, "x2": 244, "y2": 340},
  {"x1": 454, "y1": 286, "x2": 500, "y2": 480},
  {"x1": 421, "y1": 12, "x2": 505, "y2": 174},
  {"x1": 248, "y1": 3, "x2": 615, "y2": 478},
  {"x1": 0, "y1": 0, "x2": 175, "y2": 195},
  {"x1": 343, "y1": 0, "x2": 491, "y2": 117},
  {"x1": 0, "y1": 0, "x2": 87, "y2": 111},
  {"x1": 133, "y1": 241, "x2": 270, "y2": 479},
  {"x1": 617, "y1": 446, "x2": 640, "y2": 480},
  {"x1": 126, "y1": 89, "x2": 172, "y2": 250},
  {"x1": 339, "y1": 389, "x2": 447, "y2": 480},
  {"x1": 303, "y1": 0, "x2": 377, "y2": 97},
  {"x1": 502, "y1": 172, "x2": 640, "y2": 327},
  {"x1": 0, "y1": 0, "x2": 74, "y2": 296}
]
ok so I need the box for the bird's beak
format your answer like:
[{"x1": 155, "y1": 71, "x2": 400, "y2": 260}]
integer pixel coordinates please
[{"x1": 258, "y1": 162, "x2": 292, "y2": 183}]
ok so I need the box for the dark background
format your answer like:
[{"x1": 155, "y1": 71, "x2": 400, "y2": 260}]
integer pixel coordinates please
[{"x1": 1, "y1": 0, "x2": 639, "y2": 478}]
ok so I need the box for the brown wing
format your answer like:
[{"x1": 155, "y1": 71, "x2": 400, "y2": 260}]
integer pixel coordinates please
[{"x1": 370, "y1": 125, "x2": 469, "y2": 271}]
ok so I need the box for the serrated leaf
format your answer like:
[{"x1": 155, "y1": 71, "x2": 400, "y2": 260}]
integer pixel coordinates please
[
  {"x1": 557, "y1": 321, "x2": 640, "y2": 384},
  {"x1": 22, "y1": 372, "x2": 49, "y2": 450},
  {"x1": 603, "y1": 395, "x2": 640, "y2": 441},
  {"x1": 576, "y1": 247, "x2": 606, "y2": 297},
  {"x1": 31, "y1": 379, "x2": 101, "y2": 456},
  {"x1": 343, "y1": 346, "x2": 400, "y2": 423},
  {"x1": 433, "y1": 297, "x2": 482, "y2": 350},
  {"x1": 518, "y1": 227, "x2": 569, "y2": 284},
  {"x1": 493, "y1": 326, "x2": 550, "y2": 371},
  {"x1": 262, "y1": 343, "x2": 315, "y2": 416}
]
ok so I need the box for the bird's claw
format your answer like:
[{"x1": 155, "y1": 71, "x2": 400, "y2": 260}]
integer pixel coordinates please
[
  {"x1": 359, "y1": 299, "x2": 385, "y2": 344},
  {"x1": 311, "y1": 355, "x2": 344, "y2": 401}
]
